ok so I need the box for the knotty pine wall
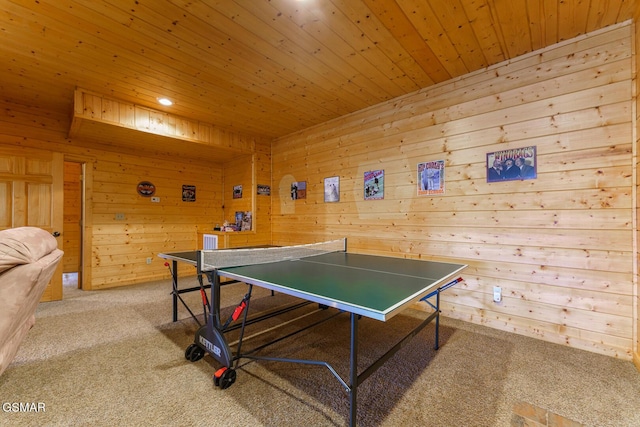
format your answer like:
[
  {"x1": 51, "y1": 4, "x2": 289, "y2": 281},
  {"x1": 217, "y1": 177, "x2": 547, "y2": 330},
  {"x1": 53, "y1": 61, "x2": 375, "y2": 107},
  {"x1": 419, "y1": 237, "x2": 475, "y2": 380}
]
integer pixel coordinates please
[
  {"x1": 62, "y1": 161, "x2": 82, "y2": 273},
  {"x1": 219, "y1": 144, "x2": 273, "y2": 247},
  {"x1": 0, "y1": 99, "x2": 271, "y2": 291},
  {"x1": 272, "y1": 22, "x2": 636, "y2": 360},
  {"x1": 90, "y1": 151, "x2": 223, "y2": 288},
  {"x1": 634, "y1": 17, "x2": 640, "y2": 370}
]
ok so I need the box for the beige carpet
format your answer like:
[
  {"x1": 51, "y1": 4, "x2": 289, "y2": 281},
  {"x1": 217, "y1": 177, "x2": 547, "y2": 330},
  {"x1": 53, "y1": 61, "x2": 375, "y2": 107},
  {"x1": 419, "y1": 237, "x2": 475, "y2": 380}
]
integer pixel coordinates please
[{"x1": 1, "y1": 277, "x2": 639, "y2": 427}]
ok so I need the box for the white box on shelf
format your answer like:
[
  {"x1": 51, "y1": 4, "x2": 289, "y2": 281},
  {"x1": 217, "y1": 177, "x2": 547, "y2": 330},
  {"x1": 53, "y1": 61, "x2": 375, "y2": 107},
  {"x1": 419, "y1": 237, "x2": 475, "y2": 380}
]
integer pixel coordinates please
[{"x1": 203, "y1": 234, "x2": 218, "y2": 250}]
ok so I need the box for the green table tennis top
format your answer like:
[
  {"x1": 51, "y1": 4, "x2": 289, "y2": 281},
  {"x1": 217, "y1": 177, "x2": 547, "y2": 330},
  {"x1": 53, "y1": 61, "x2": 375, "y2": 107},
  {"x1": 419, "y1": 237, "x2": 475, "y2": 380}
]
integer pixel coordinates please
[{"x1": 218, "y1": 252, "x2": 466, "y2": 321}]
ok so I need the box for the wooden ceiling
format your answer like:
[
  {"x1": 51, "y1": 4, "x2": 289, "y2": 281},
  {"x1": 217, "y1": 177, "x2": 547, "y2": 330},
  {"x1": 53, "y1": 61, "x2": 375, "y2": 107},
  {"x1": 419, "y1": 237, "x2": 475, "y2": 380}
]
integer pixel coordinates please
[{"x1": 1, "y1": 0, "x2": 637, "y2": 143}]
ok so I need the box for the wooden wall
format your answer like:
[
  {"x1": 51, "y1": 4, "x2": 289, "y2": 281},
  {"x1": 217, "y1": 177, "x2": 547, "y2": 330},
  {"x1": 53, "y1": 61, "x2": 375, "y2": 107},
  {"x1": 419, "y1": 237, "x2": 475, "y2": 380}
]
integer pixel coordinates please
[
  {"x1": 90, "y1": 151, "x2": 223, "y2": 288},
  {"x1": 219, "y1": 142, "x2": 273, "y2": 248},
  {"x1": 634, "y1": 16, "x2": 640, "y2": 371},
  {"x1": 63, "y1": 161, "x2": 82, "y2": 273},
  {"x1": 272, "y1": 22, "x2": 636, "y2": 360},
  {"x1": 0, "y1": 96, "x2": 271, "y2": 291}
]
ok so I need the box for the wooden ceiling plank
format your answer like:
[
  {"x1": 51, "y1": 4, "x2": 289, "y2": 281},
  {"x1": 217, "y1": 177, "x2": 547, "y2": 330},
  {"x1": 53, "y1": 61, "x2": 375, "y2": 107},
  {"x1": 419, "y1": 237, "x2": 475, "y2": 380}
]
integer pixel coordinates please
[
  {"x1": 2, "y1": 0, "x2": 331, "y2": 136},
  {"x1": 487, "y1": 0, "x2": 533, "y2": 58},
  {"x1": 397, "y1": 0, "x2": 472, "y2": 77},
  {"x1": 0, "y1": 2, "x2": 283, "y2": 111},
  {"x1": 540, "y1": 0, "x2": 560, "y2": 46},
  {"x1": 460, "y1": 0, "x2": 506, "y2": 67},
  {"x1": 427, "y1": 0, "x2": 489, "y2": 71},
  {"x1": 558, "y1": 0, "x2": 591, "y2": 41},
  {"x1": 331, "y1": 0, "x2": 435, "y2": 88},
  {"x1": 244, "y1": 0, "x2": 406, "y2": 103},
  {"x1": 96, "y1": 0, "x2": 355, "y2": 119},
  {"x1": 189, "y1": 0, "x2": 376, "y2": 112},
  {"x1": 183, "y1": 0, "x2": 379, "y2": 111},
  {"x1": 525, "y1": 0, "x2": 545, "y2": 52},
  {"x1": 314, "y1": 0, "x2": 423, "y2": 94},
  {"x1": 361, "y1": 0, "x2": 452, "y2": 83},
  {"x1": 0, "y1": 30, "x2": 303, "y2": 137},
  {"x1": 1, "y1": 0, "x2": 636, "y2": 140},
  {"x1": 586, "y1": 0, "x2": 629, "y2": 33},
  {"x1": 127, "y1": 0, "x2": 368, "y2": 115}
]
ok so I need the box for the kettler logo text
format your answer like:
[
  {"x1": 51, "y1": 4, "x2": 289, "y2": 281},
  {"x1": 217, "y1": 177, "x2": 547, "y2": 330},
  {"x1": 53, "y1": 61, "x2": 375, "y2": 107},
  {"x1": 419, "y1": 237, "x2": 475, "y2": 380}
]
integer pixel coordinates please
[{"x1": 199, "y1": 336, "x2": 221, "y2": 357}]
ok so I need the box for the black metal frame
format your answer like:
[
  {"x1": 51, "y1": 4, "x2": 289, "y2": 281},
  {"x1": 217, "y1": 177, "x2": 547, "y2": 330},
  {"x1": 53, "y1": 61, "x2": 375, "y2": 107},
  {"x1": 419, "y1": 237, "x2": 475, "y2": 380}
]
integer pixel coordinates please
[{"x1": 195, "y1": 261, "x2": 460, "y2": 427}]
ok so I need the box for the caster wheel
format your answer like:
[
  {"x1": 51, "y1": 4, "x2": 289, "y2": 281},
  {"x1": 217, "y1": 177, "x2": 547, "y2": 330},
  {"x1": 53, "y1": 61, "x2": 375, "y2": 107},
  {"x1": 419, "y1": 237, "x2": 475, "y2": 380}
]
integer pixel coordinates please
[
  {"x1": 185, "y1": 344, "x2": 204, "y2": 362},
  {"x1": 213, "y1": 367, "x2": 236, "y2": 389}
]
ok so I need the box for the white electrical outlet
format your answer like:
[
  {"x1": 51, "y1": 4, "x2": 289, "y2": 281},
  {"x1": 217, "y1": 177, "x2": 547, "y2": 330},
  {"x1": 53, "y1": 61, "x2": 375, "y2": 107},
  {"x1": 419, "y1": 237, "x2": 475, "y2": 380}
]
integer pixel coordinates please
[
  {"x1": 493, "y1": 286, "x2": 502, "y2": 303},
  {"x1": 146, "y1": 257, "x2": 152, "y2": 265},
  {"x1": 151, "y1": 196, "x2": 160, "y2": 203}
]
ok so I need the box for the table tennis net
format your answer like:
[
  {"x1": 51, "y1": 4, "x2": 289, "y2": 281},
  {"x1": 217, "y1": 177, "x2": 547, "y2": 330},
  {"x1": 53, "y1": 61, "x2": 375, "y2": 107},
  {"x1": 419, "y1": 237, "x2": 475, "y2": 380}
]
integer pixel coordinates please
[{"x1": 199, "y1": 238, "x2": 346, "y2": 270}]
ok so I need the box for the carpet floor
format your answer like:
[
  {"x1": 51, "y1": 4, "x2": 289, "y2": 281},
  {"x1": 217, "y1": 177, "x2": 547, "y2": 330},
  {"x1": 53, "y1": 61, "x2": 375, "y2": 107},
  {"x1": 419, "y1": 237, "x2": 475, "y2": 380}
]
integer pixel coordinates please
[{"x1": 1, "y1": 277, "x2": 639, "y2": 426}]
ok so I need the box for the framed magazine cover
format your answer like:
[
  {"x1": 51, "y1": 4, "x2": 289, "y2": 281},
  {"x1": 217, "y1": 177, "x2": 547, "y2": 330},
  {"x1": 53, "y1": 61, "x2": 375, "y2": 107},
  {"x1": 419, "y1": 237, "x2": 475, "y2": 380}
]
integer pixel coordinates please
[
  {"x1": 417, "y1": 160, "x2": 445, "y2": 196},
  {"x1": 487, "y1": 146, "x2": 537, "y2": 182},
  {"x1": 364, "y1": 170, "x2": 383, "y2": 200}
]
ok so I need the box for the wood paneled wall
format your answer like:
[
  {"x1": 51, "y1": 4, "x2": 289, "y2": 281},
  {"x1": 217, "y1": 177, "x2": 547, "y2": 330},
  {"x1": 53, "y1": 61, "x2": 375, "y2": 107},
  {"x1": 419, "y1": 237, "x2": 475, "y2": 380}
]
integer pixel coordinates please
[
  {"x1": 90, "y1": 152, "x2": 223, "y2": 288},
  {"x1": 0, "y1": 96, "x2": 271, "y2": 290},
  {"x1": 272, "y1": 23, "x2": 636, "y2": 360},
  {"x1": 219, "y1": 143, "x2": 273, "y2": 248},
  {"x1": 63, "y1": 161, "x2": 82, "y2": 273},
  {"x1": 634, "y1": 17, "x2": 640, "y2": 371}
]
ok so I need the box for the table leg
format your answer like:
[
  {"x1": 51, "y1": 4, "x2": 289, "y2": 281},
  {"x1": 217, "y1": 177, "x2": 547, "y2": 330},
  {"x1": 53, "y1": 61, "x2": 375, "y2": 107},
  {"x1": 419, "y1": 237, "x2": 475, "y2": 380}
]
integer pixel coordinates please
[
  {"x1": 349, "y1": 312, "x2": 358, "y2": 427},
  {"x1": 435, "y1": 289, "x2": 440, "y2": 350},
  {"x1": 211, "y1": 271, "x2": 223, "y2": 330},
  {"x1": 172, "y1": 260, "x2": 179, "y2": 322}
]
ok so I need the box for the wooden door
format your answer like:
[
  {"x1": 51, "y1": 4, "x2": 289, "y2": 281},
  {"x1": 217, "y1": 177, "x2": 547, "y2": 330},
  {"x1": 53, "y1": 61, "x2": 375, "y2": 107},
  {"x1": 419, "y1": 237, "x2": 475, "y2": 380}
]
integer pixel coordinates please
[{"x1": 0, "y1": 146, "x2": 64, "y2": 301}]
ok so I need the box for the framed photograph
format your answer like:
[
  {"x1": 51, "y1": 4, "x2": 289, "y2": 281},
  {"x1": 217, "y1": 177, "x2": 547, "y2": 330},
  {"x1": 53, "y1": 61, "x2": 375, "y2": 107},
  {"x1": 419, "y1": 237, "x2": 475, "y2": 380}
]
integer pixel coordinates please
[
  {"x1": 233, "y1": 185, "x2": 243, "y2": 199},
  {"x1": 417, "y1": 160, "x2": 445, "y2": 196},
  {"x1": 257, "y1": 184, "x2": 271, "y2": 196},
  {"x1": 364, "y1": 170, "x2": 384, "y2": 200},
  {"x1": 235, "y1": 211, "x2": 252, "y2": 231},
  {"x1": 324, "y1": 176, "x2": 340, "y2": 202},
  {"x1": 291, "y1": 181, "x2": 307, "y2": 200},
  {"x1": 182, "y1": 185, "x2": 196, "y2": 202},
  {"x1": 487, "y1": 146, "x2": 537, "y2": 182}
]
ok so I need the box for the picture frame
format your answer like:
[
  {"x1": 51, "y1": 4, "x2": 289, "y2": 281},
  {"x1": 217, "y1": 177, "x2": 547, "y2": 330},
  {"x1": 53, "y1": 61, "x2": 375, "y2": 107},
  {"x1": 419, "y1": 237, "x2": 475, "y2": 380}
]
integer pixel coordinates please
[
  {"x1": 291, "y1": 181, "x2": 307, "y2": 200},
  {"x1": 233, "y1": 185, "x2": 243, "y2": 199},
  {"x1": 324, "y1": 176, "x2": 340, "y2": 202},
  {"x1": 417, "y1": 160, "x2": 445, "y2": 196},
  {"x1": 182, "y1": 185, "x2": 196, "y2": 202},
  {"x1": 364, "y1": 170, "x2": 384, "y2": 200},
  {"x1": 486, "y1": 146, "x2": 537, "y2": 182}
]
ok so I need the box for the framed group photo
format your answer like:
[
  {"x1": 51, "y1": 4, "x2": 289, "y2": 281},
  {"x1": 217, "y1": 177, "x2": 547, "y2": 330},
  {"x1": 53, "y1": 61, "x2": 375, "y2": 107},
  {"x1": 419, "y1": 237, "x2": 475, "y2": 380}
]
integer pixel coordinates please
[{"x1": 487, "y1": 146, "x2": 537, "y2": 183}]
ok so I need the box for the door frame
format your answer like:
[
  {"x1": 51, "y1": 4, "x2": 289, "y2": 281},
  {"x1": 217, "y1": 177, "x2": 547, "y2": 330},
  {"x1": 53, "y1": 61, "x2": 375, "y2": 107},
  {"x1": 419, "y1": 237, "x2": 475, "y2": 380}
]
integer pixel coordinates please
[{"x1": 64, "y1": 155, "x2": 94, "y2": 291}]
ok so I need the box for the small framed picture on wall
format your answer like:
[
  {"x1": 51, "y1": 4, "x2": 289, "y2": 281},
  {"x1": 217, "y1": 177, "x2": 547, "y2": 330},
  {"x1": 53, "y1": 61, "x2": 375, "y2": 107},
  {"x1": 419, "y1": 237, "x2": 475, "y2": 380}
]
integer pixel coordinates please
[
  {"x1": 324, "y1": 176, "x2": 340, "y2": 202},
  {"x1": 291, "y1": 181, "x2": 307, "y2": 200},
  {"x1": 417, "y1": 160, "x2": 445, "y2": 196},
  {"x1": 364, "y1": 170, "x2": 384, "y2": 200}
]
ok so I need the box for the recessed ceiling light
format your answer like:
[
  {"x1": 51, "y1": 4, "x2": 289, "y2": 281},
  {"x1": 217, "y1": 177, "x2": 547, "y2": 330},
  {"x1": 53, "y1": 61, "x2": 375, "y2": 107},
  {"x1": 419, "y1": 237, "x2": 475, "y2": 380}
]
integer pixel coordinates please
[{"x1": 157, "y1": 97, "x2": 173, "y2": 106}]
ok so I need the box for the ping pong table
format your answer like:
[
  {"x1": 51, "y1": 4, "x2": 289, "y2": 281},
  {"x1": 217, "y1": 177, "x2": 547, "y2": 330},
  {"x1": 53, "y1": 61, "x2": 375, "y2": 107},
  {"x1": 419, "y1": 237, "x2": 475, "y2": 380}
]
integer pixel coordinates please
[
  {"x1": 159, "y1": 239, "x2": 466, "y2": 427},
  {"x1": 160, "y1": 246, "x2": 275, "y2": 324}
]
